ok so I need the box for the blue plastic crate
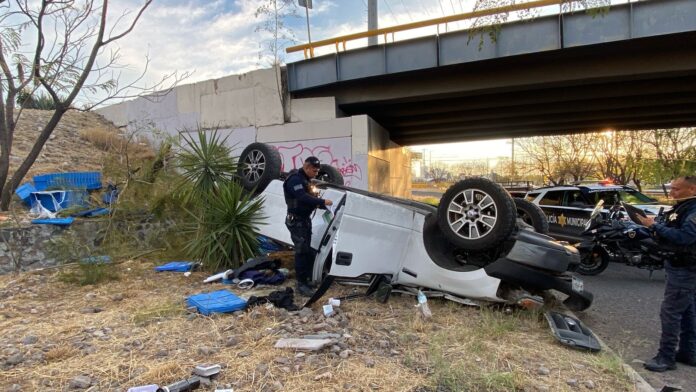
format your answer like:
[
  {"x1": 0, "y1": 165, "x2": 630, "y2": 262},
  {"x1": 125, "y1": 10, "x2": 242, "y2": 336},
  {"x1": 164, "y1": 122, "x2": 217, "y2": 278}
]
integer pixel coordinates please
[
  {"x1": 31, "y1": 190, "x2": 87, "y2": 212},
  {"x1": 15, "y1": 183, "x2": 37, "y2": 205},
  {"x1": 154, "y1": 261, "x2": 195, "y2": 272},
  {"x1": 33, "y1": 171, "x2": 102, "y2": 191},
  {"x1": 31, "y1": 217, "x2": 74, "y2": 226},
  {"x1": 186, "y1": 290, "x2": 247, "y2": 315}
]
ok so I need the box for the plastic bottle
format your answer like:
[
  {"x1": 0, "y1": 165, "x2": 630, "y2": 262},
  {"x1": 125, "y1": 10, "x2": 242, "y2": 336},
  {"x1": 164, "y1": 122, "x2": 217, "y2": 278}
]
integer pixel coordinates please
[{"x1": 416, "y1": 290, "x2": 432, "y2": 318}]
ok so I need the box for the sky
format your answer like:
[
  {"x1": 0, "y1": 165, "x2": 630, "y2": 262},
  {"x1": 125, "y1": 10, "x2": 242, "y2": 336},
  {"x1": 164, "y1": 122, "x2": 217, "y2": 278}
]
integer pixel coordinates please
[{"x1": 9, "y1": 0, "x2": 623, "y2": 161}]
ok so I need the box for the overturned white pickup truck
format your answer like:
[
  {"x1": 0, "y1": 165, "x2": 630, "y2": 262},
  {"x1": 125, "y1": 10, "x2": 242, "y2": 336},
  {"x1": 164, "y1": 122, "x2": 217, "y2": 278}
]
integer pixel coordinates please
[{"x1": 238, "y1": 143, "x2": 593, "y2": 311}]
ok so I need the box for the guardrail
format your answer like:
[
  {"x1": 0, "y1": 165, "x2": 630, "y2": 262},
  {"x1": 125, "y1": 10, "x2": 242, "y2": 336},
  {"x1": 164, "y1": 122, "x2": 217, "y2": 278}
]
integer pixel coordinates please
[{"x1": 287, "y1": 0, "x2": 573, "y2": 58}]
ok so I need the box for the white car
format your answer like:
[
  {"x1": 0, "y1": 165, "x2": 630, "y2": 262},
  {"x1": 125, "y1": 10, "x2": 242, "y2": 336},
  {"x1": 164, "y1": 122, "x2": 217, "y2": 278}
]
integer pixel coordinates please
[{"x1": 238, "y1": 143, "x2": 593, "y2": 311}]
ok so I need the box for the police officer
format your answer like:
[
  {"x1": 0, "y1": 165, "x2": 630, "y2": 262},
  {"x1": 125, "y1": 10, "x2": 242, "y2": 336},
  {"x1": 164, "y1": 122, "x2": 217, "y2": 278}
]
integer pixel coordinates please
[
  {"x1": 637, "y1": 176, "x2": 696, "y2": 372},
  {"x1": 283, "y1": 156, "x2": 333, "y2": 297}
]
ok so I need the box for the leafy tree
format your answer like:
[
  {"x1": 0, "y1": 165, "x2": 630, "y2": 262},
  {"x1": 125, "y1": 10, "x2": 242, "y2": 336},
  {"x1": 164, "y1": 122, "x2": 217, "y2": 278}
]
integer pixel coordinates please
[
  {"x1": 0, "y1": 0, "x2": 187, "y2": 210},
  {"x1": 641, "y1": 128, "x2": 696, "y2": 184}
]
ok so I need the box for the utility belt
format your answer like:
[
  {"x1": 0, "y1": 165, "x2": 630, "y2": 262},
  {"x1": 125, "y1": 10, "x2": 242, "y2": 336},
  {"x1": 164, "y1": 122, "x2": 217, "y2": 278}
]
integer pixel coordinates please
[{"x1": 286, "y1": 212, "x2": 310, "y2": 224}]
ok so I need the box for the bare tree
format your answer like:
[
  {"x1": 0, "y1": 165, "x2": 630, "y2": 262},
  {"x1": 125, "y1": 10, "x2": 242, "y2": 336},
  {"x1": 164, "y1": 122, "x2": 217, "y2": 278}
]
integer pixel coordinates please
[
  {"x1": 591, "y1": 130, "x2": 648, "y2": 190},
  {"x1": 516, "y1": 134, "x2": 596, "y2": 185},
  {"x1": 0, "y1": 0, "x2": 188, "y2": 211},
  {"x1": 255, "y1": 0, "x2": 298, "y2": 122}
]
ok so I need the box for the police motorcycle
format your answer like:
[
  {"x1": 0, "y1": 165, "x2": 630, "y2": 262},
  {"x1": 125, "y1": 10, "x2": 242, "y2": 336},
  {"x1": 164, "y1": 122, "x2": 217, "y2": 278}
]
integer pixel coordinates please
[{"x1": 575, "y1": 200, "x2": 674, "y2": 276}]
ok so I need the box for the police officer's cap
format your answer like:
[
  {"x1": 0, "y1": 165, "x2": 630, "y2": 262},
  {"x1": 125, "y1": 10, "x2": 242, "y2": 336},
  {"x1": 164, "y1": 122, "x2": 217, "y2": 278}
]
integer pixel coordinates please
[{"x1": 305, "y1": 156, "x2": 321, "y2": 168}]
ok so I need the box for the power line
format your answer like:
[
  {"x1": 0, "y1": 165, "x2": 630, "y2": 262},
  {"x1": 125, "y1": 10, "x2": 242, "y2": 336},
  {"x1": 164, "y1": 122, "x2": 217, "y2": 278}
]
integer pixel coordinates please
[
  {"x1": 437, "y1": 0, "x2": 446, "y2": 16},
  {"x1": 399, "y1": 0, "x2": 414, "y2": 22},
  {"x1": 383, "y1": 0, "x2": 399, "y2": 24}
]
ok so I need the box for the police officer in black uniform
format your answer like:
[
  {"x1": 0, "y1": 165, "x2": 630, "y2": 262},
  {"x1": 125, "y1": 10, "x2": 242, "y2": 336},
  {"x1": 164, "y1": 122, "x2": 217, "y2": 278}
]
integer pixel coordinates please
[
  {"x1": 283, "y1": 156, "x2": 333, "y2": 297},
  {"x1": 638, "y1": 176, "x2": 696, "y2": 372}
]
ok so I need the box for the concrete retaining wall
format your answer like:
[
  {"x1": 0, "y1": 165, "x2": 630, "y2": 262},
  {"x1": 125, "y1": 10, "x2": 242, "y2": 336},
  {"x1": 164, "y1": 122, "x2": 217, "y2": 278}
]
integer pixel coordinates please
[{"x1": 96, "y1": 67, "x2": 411, "y2": 197}]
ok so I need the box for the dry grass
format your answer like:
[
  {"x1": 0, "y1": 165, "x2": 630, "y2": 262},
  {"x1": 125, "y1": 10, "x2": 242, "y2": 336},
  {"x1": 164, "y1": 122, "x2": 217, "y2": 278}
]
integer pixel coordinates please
[
  {"x1": 79, "y1": 127, "x2": 155, "y2": 161},
  {"x1": 0, "y1": 261, "x2": 636, "y2": 391}
]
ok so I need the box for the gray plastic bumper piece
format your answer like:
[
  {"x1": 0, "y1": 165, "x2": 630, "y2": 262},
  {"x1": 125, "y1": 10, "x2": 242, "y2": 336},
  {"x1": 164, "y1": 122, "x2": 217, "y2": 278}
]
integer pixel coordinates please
[{"x1": 545, "y1": 311, "x2": 601, "y2": 352}]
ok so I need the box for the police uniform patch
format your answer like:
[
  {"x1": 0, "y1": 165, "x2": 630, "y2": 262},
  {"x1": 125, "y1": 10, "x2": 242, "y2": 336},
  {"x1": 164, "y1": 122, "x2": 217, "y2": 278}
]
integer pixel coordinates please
[{"x1": 293, "y1": 184, "x2": 303, "y2": 191}]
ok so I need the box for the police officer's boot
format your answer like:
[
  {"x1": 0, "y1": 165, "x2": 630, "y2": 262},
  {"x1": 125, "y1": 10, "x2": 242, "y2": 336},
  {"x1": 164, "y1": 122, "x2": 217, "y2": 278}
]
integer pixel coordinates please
[{"x1": 644, "y1": 355, "x2": 677, "y2": 372}]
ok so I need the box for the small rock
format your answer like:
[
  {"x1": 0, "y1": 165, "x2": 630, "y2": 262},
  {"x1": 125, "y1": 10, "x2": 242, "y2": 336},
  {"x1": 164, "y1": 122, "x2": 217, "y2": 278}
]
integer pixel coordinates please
[
  {"x1": 256, "y1": 364, "x2": 269, "y2": 374},
  {"x1": 295, "y1": 352, "x2": 306, "y2": 358},
  {"x1": 583, "y1": 380, "x2": 595, "y2": 389},
  {"x1": 6, "y1": 353, "x2": 24, "y2": 366},
  {"x1": 314, "y1": 372, "x2": 332, "y2": 381},
  {"x1": 535, "y1": 385, "x2": 550, "y2": 392},
  {"x1": 270, "y1": 380, "x2": 283, "y2": 391},
  {"x1": 339, "y1": 349, "x2": 353, "y2": 359},
  {"x1": 280, "y1": 366, "x2": 291, "y2": 373},
  {"x1": 298, "y1": 308, "x2": 314, "y2": 318},
  {"x1": 274, "y1": 357, "x2": 291, "y2": 365},
  {"x1": 21, "y1": 335, "x2": 38, "y2": 345},
  {"x1": 84, "y1": 293, "x2": 97, "y2": 300},
  {"x1": 225, "y1": 336, "x2": 240, "y2": 347},
  {"x1": 7, "y1": 384, "x2": 21, "y2": 391},
  {"x1": 197, "y1": 346, "x2": 216, "y2": 356},
  {"x1": 365, "y1": 358, "x2": 376, "y2": 368},
  {"x1": 566, "y1": 379, "x2": 578, "y2": 388},
  {"x1": 238, "y1": 350, "x2": 252, "y2": 357},
  {"x1": 111, "y1": 293, "x2": 124, "y2": 302},
  {"x1": 186, "y1": 313, "x2": 197, "y2": 321},
  {"x1": 378, "y1": 340, "x2": 390, "y2": 348},
  {"x1": 29, "y1": 309, "x2": 38, "y2": 314},
  {"x1": 155, "y1": 349, "x2": 168, "y2": 358},
  {"x1": 331, "y1": 345, "x2": 341, "y2": 353},
  {"x1": 80, "y1": 307, "x2": 103, "y2": 314},
  {"x1": 537, "y1": 366, "x2": 550, "y2": 376},
  {"x1": 68, "y1": 375, "x2": 92, "y2": 389}
]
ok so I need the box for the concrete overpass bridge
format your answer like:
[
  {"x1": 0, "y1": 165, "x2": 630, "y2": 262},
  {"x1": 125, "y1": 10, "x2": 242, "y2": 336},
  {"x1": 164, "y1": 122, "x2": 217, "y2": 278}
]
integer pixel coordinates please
[
  {"x1": 286, "y1": 0, "x2": 696, "y2": 145},
  {"x1": 98, "y1": 0, "x2": 696, "y2": 197}
]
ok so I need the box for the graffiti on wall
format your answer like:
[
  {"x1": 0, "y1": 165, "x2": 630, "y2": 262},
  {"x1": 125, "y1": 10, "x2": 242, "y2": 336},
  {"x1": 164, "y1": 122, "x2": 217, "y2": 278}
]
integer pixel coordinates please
[{"x1": 270, "y1": 139, "x2": 363, "y2": 187}]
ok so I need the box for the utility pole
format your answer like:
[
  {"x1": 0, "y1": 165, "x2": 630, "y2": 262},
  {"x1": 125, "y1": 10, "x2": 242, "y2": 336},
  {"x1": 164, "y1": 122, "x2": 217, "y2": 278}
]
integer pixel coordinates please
[
  {"x1": 298, "y1": 0, "x2": 313, "y2": 55},
  {"x1": 368, "y1": 0, "x2": 378, "y2": 46}
]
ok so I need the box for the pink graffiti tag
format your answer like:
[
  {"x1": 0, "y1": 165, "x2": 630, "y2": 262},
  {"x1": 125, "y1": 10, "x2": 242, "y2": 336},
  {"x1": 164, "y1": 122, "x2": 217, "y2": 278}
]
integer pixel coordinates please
[{"x1": 273, "y1": 144, "x2": 362, "y2": 187}]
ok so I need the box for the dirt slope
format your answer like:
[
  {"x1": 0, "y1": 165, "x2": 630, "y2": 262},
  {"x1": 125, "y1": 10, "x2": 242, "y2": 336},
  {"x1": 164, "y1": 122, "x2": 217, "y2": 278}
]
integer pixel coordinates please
[{"x1": 9, "y1": 109, "x2": 119, "y2": 181}]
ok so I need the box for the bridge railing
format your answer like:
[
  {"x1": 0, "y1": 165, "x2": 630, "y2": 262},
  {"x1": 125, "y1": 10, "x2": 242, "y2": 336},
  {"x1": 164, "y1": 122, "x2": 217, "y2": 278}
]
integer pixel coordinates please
[{"x1": 287, "y1": 0, "x2": 584, "y2": 58}]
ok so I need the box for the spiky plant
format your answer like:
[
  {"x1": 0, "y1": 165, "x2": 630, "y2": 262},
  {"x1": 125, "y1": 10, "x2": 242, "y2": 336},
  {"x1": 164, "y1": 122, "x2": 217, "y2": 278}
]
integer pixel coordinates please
[
  {"x1": 184, "y1": 181, "x2": 266, "y2": 271},
  {"x1": 175, "y1": 129, "x2": 238, "y2": 202}
]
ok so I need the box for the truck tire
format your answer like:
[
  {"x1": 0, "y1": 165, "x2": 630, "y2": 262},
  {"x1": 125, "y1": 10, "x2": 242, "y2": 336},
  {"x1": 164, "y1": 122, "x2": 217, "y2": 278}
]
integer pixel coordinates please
[
  {"x1": 514, "y1": 198, "x2": 549, "y2": 234},
  {"x1": 317, "y1": 164, "x2": 344, "y2": 185},
  {"x1": 237, "y1": 143, "x2": 282, "y2": 193},
  {"x1": 437, "y1": 178, "x2": 517, "y2": 251}
]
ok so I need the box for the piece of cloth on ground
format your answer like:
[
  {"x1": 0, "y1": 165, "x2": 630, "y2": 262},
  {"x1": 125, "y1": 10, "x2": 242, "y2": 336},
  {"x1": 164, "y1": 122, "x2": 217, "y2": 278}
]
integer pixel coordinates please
[{"x1": 247, "y1": 287, "x2": 299, "y2": 311}]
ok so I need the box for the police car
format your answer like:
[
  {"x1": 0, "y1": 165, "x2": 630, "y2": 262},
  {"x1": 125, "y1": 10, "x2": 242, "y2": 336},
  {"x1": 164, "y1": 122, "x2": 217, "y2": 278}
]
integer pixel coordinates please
[{"x1": 524, "y1": 181, "x2": 668, "y2": 243}]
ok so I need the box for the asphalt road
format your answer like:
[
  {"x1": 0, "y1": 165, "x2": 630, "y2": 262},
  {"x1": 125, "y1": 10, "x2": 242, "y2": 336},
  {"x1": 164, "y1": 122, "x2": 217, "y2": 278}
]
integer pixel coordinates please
[{"x1": 575, "y1": 263, "x2": 696, "y2": 391}]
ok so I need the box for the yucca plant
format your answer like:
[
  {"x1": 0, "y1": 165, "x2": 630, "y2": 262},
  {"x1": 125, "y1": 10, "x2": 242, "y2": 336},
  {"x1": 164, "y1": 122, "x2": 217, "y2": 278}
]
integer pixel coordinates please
[
  {"x1": 184, "y1": 181, "x2": 266, "y2": 271},
  {"x1": 175, "y1": 128, "x2": 238, "y2": 203},
  {"x1": 175, "y1": 127, "x2": 266, "y2": 271}
]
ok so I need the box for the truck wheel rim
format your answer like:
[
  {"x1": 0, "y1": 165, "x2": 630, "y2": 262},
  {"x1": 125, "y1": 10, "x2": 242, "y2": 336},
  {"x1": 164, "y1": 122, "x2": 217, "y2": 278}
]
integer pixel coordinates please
[
  {"x1": 241, "y1": 150, "x2": 266, "y2": 183},
  {"x1": 446, "y1": 188, "x2": 498, "y2": 240}
]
